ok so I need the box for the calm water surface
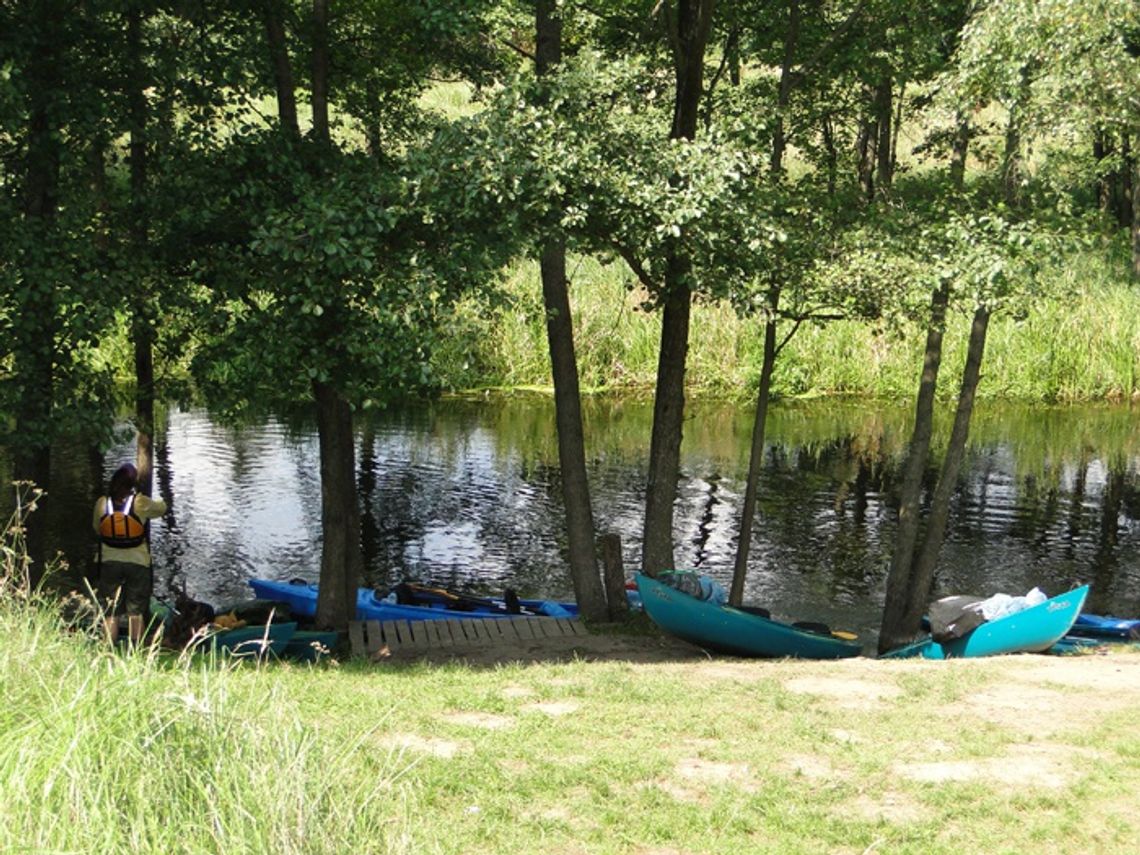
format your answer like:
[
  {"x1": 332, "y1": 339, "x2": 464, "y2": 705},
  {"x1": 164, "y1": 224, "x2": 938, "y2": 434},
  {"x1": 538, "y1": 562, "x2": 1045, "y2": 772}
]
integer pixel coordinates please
[{"x1": 32, "y1": 397, "x2": 1140, "y2": 642}]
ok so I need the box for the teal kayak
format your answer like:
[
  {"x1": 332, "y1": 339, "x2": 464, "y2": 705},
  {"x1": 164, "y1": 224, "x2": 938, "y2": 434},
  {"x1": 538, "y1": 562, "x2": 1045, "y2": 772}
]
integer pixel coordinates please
[
  {"x1": 881, "y1": 585, "x2": 1089, "y2": 659},
  {"x1": 635, "y1": 573, "x2": 862, "y2": 660},
  {"x1": 282, "y1": 629, "x2": 340, "y2": 662},
  {"x1": 208, "y1": 621, "x2": 297, "y2": 658}
]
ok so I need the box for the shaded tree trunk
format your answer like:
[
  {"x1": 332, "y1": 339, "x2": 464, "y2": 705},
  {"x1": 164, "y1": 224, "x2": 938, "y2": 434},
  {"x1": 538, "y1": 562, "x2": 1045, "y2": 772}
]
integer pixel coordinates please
[
  {"x1": 1120, "y1": 134, "x2": 1134, "y2": 228},
  {"x1": 310, "y1": 0, "x2": 329, "y2": 144},
  {"x1": 949, "y1": 111, "x2": 970, "y2": 190},
  {"x1": 729, "y1": 303, "x2": 779, "y2": 606},
  {"x1": 1001, "y1": 67, "x2": 1031, "y2": 207},
  {"x1": 263, "y1": 0, "x2": 300, "y2": 141},
  {"x1": 642, "y1": 0, "x2": 715, "y2": 576},
  {"x1": 313, "y1": 381, "x2": 362, "y2": 631},
  {"x1": 14, "y1": 2, "x2": 65, "y2": 581},
  {"x1": 821, "y1": 115, "x2": 838, "y2": 196},
  {"x1": 877, "y1": 283, "x2": 950, "y2": 653},
  {"x1": 1131, "y1": 142, "x2": 1140, "y2": 280},
  {"x1": 874, "y1": 77, "x2": 893, "y2": 196},
  {"x1": 308, "y1": 0, "x2": 361, "y2": 630},
  {"x1": 127, "y1": 4, "x2": 155, "y2": 495},
  {"x1": 1093, "y1": 129, "x2": 1112, "y2": 214},
  {"x1": 535, "y1": 0, "x2": 608, "y2": 620},
  {"x1": 769, "y1": 0, "x2": 800, "y2": 176},
  {"x1": 901, "y1": 306, "x2": 991, "y2": 630}
]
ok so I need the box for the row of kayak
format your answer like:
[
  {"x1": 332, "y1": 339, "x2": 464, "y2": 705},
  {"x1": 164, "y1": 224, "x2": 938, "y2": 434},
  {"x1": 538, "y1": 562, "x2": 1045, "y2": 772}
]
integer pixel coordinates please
[
  {"x1": 242, "y1": 574, "x2": 1137, "y2": 662},
  {"x1": 634, "y1": 573, "x2": 1137, "y2": 660}
]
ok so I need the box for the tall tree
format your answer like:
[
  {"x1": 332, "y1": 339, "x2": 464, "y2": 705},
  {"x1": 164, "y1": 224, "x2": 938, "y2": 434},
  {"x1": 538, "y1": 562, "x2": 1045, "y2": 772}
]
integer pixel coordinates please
[
  {"x1": 534, "y1": 0, "x2": 608, "y2": 620},
  {"x1": 877, "y1": 211, "x2": 1054, "y2": 652},
  {"x1": 641, "y1": 0, "x2": 716, "y2": 576}
]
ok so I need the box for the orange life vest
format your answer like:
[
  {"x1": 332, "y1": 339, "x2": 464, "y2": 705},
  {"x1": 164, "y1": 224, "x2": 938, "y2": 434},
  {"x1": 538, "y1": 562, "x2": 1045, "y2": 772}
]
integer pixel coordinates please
[{"x1": 98, "y1": 494, "x2": 147, "y2": 549}]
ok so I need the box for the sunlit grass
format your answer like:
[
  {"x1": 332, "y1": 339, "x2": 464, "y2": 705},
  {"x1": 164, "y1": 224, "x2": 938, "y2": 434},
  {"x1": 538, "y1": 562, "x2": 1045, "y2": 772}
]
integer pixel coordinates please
[{"x1": 435, "y1": 247, "x2": 1140, "y2": 404}]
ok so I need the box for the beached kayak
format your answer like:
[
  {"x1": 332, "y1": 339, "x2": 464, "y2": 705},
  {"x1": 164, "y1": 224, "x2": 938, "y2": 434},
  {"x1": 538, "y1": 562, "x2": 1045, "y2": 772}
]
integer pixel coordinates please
[
  {"x1": 635, "y1": 573, "x2": 863, "y2": 660},
  {"x1": 881, "y1": 585, "x2": 1089, "y2": 659},
  {"x1": 247, "y1": 578, "x2": 577, "y2": 622}
]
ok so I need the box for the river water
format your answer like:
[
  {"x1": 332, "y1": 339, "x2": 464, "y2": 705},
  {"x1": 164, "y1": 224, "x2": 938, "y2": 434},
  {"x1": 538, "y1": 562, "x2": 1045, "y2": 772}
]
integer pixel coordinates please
[{"x1": 19, "y1": 396, "x2": 1140, "y2": 640}]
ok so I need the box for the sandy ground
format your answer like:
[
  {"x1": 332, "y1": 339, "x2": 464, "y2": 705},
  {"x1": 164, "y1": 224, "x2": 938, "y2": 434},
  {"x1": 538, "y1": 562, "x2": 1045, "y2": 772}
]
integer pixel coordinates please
[{"x1": 373, "y1": 631, "x2": 1140, "y2": 796}]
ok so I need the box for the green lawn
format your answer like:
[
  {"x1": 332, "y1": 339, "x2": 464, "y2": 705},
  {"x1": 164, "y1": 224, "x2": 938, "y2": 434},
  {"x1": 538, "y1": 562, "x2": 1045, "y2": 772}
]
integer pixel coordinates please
[{"x1": 3, "y1": 599, "x2": 1138, "y2": 854}]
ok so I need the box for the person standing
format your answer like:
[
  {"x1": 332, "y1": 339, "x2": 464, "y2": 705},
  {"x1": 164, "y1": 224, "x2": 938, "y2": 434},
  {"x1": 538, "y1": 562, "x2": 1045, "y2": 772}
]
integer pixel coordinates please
[{"x1": 93, "y1": 463, "x2": 166, "y2": 644}]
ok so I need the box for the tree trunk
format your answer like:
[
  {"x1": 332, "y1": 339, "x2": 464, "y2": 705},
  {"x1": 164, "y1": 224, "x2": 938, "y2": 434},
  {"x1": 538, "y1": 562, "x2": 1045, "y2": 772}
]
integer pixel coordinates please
[
  {"x1": 856, "y1": 114, "x2": 875, "y2": 200},
  {"x1": 540, "y1": 240, "x2": 608, "y2": 618},
  {"x1": 874, "y1": 77, "x2": 893, "y2": 196},
  {"x1": 600, "y1": 533, "x2": 629, "y2": 619},
  {"x1": 642, "y1": 0, "x2": 714, "y2": 576},
  {"x1": 877, "y1": 283, "x2": 949, "y2": 653},
  {"x1": 769, "y1": 0, "x2": 800, "y2": 177},
  {"x1": 535, "y1": 0, "x2": 607, "y2": 620},
  {"x1": 1001, "y1": 67, "x2": 1030, "y2": 207},
  {"x1": 310, "y1": 0, "x2": 329, "y2": 145},
  {"x1": 15, "y1": 3, "x2": 64, "y2": 580},
  {"x1": 1130, "y1": 143, "x2": 1140, "y2": 280},
  {"x1": 949, "y1": 111, "x2": 970, "y2": 190},
  {"x1": 307, "y1": 0, "x2": 359, "y2": 629},
  {"x1": 1119, "y1": 134, "x2": 1134, "y2": 229},
  {"x1": 901, "y1": 306, "x2": 991, "y2": 631},
  {"x1": 642, "y1": 275, "x2": 692, "y2": 575},
  {"x1": 729, "y1": 306, "x2": 779, "y2": 606},
  {"x1": 1093, "y1": 129, "x2": 1111, "y2": 213},
  {"x1": 127, "y1": 4, "x2": 155, "y2": 495},
  {"x1": 821, "y1": 115, "x2": 838, "y2": 196},
  {"x1": 263, "y1": 0, "x2": 300, "y2": 140},
  {"x1": 313, "y1": 381, "x2": 362, "y2": 630}
]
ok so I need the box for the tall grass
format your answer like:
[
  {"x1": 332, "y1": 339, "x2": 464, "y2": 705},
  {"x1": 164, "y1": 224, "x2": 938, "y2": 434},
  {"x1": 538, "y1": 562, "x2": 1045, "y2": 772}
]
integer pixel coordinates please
[
  {"x1": 0, "y1": 493, "x2": 415, "y2": 854},
  {"x1": 434, "y1": 249, "x2": 1140, "y2": 403}
]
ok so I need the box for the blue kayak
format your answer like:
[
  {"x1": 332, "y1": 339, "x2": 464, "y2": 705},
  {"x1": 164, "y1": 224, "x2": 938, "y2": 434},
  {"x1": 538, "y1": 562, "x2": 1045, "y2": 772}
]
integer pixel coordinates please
[
  {"x1": 1068, "y1": 612, "x2": 1140, "y2": 640},
  {"x1": 635, "y1": 573, "x2": 863, "y2": 660},
  {"x1": 881, "y1": 585, "x2": 1089, "y2": 659},
  {"x1": 247, "y1": 578, "x2": 577, "y2": 623}
]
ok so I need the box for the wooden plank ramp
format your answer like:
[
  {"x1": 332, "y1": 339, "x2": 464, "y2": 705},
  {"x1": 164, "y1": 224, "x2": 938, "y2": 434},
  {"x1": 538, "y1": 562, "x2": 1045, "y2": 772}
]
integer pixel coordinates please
[{"x1": 349, "y1": 615, "x2": 585, "y2": 659}]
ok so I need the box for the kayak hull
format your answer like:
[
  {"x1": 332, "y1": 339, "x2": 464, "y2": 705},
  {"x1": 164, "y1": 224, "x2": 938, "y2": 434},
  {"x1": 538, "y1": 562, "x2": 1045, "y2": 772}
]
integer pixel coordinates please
[
  {"x1": 210, "y1": 622, "x2": 296, "y2": 658},
  {"x1": 635, "y1": 573, "x2": 862, "y2": 660},
  {"x1": 247, "y1": 578, "x2": 576, "y2": 622},
  {"x1": 881, "y1": 585, "x2": 1089, "y2": 659},
  {"x1": 1068, "y1": 612, "x2": 1140, "y2": 640}
]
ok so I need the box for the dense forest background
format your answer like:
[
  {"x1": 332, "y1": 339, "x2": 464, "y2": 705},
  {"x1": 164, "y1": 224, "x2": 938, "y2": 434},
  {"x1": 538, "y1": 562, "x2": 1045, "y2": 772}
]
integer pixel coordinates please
[{"x1": 2, "y1": 0, "x2": 1138, "y2": 643}]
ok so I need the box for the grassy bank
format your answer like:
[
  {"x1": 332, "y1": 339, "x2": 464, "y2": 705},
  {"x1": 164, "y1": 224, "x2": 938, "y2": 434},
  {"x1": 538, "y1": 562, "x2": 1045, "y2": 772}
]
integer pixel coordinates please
[
  {"x1": 435, "y1": 248, "x2": 1140, "y2": 403},
  {"x1": 4, "y1": 595, "x2": 1140, "y2": 854}
]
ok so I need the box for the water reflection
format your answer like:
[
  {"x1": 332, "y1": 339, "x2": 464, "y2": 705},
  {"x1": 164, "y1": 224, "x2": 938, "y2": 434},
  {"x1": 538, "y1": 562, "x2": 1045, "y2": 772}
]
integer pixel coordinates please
[{"x1": 17, "y1": 397, "x2": 1140, "y2": 637}]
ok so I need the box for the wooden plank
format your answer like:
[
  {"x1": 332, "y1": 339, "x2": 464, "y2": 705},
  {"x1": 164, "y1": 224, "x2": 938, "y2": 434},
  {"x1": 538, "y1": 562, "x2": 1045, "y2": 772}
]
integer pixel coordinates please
[
  {"x1": 406, "y1": 621, "x2": 430, "y2": 651},
  {"x1": 559, "y1": 618, "x2": 584, "y2": 636},
  {"x1": 479, "y1": 618, "x2": 503, "y2": 640},
  {"x1": 513, "y1": 617, "x2": 537, "y2": 640},
  {"x1": 444, "y1": 618, "x2": 466, "y2": 644},
  {"x1": 422, "y1": 620, "x2": 447, "y2": 648},
  {"x1": 380, "y1": 620, "x2": 402, "y2": 649},
  {"x1": 349, "y1": 621, "x2": 365, "y2": 656},
  {"x1": 364, "y1": 620, "x2": 385, "y2": 654}
]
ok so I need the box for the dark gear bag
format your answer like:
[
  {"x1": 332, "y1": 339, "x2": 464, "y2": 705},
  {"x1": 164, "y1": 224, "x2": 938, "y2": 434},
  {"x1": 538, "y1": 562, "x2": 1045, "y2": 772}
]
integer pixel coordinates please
[{"x1": 927, "y1": 595, "x2": 987, "y2": 643}]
